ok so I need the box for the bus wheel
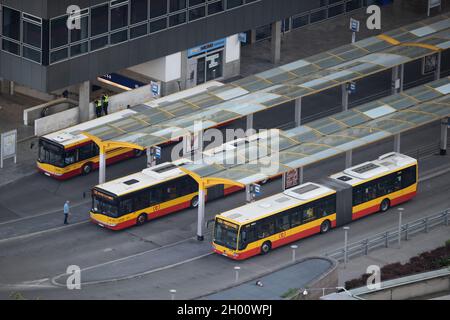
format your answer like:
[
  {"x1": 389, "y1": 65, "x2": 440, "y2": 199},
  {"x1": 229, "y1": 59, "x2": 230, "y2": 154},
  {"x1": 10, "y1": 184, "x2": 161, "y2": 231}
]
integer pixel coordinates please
[
  {"x1": 380, "y1": 199, "x2": 390, "y2": 212},
  {"x1": 81, "y1": 163, "x2": 92, "y2": 175},
  {"x1": 136, "y1": 214, "x2": 147, "y2": 226},
  {"x1": 320, "y1": 220, "x2": 331, "y2": 233},
  {"x1": 191, "y1": 196, "x2": 199, "y2": 208},
  {"x1": 260, "y1": 241, "x2": 272, "y2": 255}
]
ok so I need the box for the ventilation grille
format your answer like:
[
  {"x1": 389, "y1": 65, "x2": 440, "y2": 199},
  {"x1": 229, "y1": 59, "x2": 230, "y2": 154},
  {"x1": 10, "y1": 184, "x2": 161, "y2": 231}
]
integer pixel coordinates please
[
  {"x1": 123, "y1": 179, "x2": 139, "y2": 186},
  {"x1": 291, "y1": 184, "x2": 320, "y2": 195},
  {"x1": 353, "y1": 163, "x2": 379, "y2": 174}
]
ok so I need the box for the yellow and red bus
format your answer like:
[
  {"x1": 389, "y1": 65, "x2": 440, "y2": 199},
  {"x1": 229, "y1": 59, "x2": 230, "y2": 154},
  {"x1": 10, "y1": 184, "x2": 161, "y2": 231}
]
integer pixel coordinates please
[
  {"x1": 37, "y1": 81, "x2": 224, "y2": 180},
  {"x1": 90, "y1": 159, "x2": 242, "y2": 230},
  {"x1": 37, "y1": 109, "x2": 142, "y2": 180},
  {"x1": 213, "y1": 152, "x2": 418, "y2": 260}
]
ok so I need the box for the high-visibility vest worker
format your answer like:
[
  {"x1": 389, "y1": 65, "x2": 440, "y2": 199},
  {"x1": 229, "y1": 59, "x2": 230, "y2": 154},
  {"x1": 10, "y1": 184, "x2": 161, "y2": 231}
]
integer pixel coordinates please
[
  {"x1": 95, "y1": 100, "x2": 102, "y2": 118},
  {"x1": 102, "y1": 94, "x2": 109, "y2": 115}
]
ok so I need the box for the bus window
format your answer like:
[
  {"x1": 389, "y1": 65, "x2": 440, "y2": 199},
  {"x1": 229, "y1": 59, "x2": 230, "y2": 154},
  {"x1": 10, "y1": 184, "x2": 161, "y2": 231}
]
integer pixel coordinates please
[
  {"x1": 256, "y1": 217, "x2": 275, "y2": 239},
  {"x1": 238, "y1": 224, "x2": 256, "y2": 250},
  {"x1": 92, "y1": 196, "x2": 119, "y2": 218},
  {"x1": 302, "y1": 206, "x2": 316, "y2": 224},
  {"x1": 120, "y1": 198, "x2": 134, "y2": 215},
  {"x1": 276, "y1": 212, "x2": 290, "y2": 232},
  {"x1": 38, "y1": 139, "x2": 64, "y2": 167},
  {"x1": 214, "y1": 219, "x2": 238, "y2": 250},
  {"x1": 78, "y1": 143, "x2": 96, "y2": 161},
  {"x1": 134, "y1": 190, "x2": 151, "y2": 211},
  {"x1": 291, "y1": 209, "x2": 302, "y2": 227},
  {"x1": 401, "y1": 166, "x2": 417, "y2": 188},
  {"x1": 64, "y1": 150, "x2": 77, "y2": 166}
]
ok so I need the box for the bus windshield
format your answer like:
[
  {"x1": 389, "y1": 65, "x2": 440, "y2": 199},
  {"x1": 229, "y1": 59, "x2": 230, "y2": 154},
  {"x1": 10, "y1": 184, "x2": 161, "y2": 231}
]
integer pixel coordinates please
[
  {"x1": 38, "y1": 139, "x2": 65, "y2": 167},
  {"x1": 214, "y1": 218, "x2": 239, "y2": 250},
  {"x1": 92, "y1": 190, "x2": 119, "y2": 218}
]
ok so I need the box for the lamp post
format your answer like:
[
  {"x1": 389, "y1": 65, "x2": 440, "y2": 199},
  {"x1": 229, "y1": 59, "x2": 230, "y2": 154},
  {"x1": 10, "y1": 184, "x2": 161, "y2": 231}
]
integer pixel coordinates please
[
  {"x1": 343, "y1": 226, "x2": 350, "y2": 267},
  {"x1": 397, "y1": 207, "x2": 404, "y2": 249}
]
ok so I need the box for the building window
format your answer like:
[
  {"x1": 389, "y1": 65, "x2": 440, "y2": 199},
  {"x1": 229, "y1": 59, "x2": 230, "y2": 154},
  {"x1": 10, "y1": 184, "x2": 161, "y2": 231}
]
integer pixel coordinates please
[
  {"x1": 91, "y1": 35, "x2": 109, "y2": 51},
  {"x1": 70, "y1": 41, "x2": 89, "y2": 57},
  {"x1": 50, "y1": 47, "x2": 68, "y2": 63},
  {"x1": 150, "y1": 0, "x2": 168, "y2": 18},
  {"x1": 131, "y1": 0, "x2": 148, "y2": 24},
  {"x1": 130, "y1": 23, "x2": 148, "y2": 38},
  {"x1": 150, "y1": 17, "x2": 167, "y2": 33},
  {"x1": 23, "y1": 46, "x2": 41, "y2": 63},
  {"x1": 227, "y1": 0, "x2": 243, "y2": 9},
  {"x1": 189, "y1": 0, "x2": 206, "y2": 5},
  {"x1": 208, "y1": 0, "x2": 224, "y2": 15},
  {"x1": 110, "y1": 1, "x2": 129, "y2": 31},
  {"x1": 169, "y1": 12, "x2": 186, "y2": 27},
  {"x1": 2, "y1": 39, "x2": 20, "y2": 56},
  {"x1": 22, "y1": 14, "x2": 42, "y2": 49},
  {"x1": 189, "y1": 7, "x2": 206, "y2": 21},
  {"x1": 71, "y1": 14, "x2": 89, "y2": 43},
  {"x1": 50, "y1": 16, "x2": 68, "y2": 49},
  {"x1": 2, "y1": 7, "x2": 21, "y2": 41},
  {"x1": 170, "y1": 0, "x2": 187, "y2": 12},
  {"x1": 110, "y1": 29, "x2": 128, "y2": 44},
  {"x1": 91, "y1": 4, "x2": 109, "y2": 37}
]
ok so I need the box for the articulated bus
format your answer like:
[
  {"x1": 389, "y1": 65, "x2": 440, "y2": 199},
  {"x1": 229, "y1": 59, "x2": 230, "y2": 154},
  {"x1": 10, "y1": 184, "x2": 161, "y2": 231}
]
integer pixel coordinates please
[
  {"x1": 213, "y1": 152, "x2": 418, "y2": 260},
  {"x1": 37, "y1": 81, "x2": 223, "y2": 180},
  {"x1": 90, "y1": 159, "x2": 242, "y2": 230}
]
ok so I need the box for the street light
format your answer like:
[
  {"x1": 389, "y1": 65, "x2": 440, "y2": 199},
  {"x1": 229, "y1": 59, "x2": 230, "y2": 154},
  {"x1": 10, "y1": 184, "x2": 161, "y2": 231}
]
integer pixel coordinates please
[
  {"x1": 397, "y1": 207, "x2": 404, "y2": 249},
  {"x1": 343, "y1": 226, "x2": 350, "y2": 267},
  {"x1": 234, "y1": 266, "x2": 241, "y2": 283}
]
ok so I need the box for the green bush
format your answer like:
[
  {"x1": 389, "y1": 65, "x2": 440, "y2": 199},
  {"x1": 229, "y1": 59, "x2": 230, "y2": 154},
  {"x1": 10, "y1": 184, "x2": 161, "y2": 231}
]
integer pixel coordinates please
[{"x1": 445, "y1": 239, "x2": 450, "y2": 248}]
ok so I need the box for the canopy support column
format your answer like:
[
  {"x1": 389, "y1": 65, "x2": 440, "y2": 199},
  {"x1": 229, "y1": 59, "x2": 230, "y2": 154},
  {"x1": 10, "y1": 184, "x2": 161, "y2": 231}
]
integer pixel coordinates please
[
  {"x1": 392, "y1": 65, "x2": 404, "y2": 94},
  {"x1": 295, "y1": 98, "x2": 302, "y2": 126},
  {"x1": 435, "y1": 52, "x2": 442, "y2": 81},
  {"x1": 342, "y1": 84, "x2": 349, "y2": 111},
  {"x1": 246, "y1": 114, "x2": 254, "y2": 134},
  {"x1": 99, "y1": 145, "x2": 106, "y2": 184},
  {"x1": 394, "y1": 133, "x2": 401, "y2": 153},
  {"x1": 271, "y1": 21, "x2": 281, "y2": 65},
  {"x1": 345, "y1": 150, "x2": 353, "y2": 169},
  {"x1": 147, "y1": 148, "x2": 156, "y2": 168},
  {"x1": 197, "y1": 186, "x2": 206, "y2": 241},
  {"x1": 441, "y1": 117, "x2": 448, "y2": 155}
]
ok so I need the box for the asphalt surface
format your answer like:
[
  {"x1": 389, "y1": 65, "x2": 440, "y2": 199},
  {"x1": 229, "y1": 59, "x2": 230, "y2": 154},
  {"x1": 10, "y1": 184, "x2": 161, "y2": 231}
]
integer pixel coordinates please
[{"x1": 0, "y1": 52, "x2": 449, "y2": 299}]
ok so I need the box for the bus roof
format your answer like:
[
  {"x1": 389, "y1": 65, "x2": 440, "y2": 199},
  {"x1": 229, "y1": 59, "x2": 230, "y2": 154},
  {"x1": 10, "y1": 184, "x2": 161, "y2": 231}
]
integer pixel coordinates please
[
  {"x1": 41, "y1": 81, "x2": 223, "y2": 148},
  {"x1": 95, "y1": 159, "x2": 192, "y2": 197},
  {"x1": 218, "y1": 183, "x2": 335, "y2": 225},
  {"x1": 329, "y1": 152, "x2": 417, "y2": 186},
  {"x1": 42, "y1": 109, "x2": 137, "y2": 147}
]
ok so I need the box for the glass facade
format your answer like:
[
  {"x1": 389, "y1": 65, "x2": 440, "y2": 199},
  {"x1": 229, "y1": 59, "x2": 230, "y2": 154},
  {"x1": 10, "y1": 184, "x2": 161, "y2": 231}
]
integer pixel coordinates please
[{"x1": 1, "y1": 0, "x2": 368, "y2": 66}]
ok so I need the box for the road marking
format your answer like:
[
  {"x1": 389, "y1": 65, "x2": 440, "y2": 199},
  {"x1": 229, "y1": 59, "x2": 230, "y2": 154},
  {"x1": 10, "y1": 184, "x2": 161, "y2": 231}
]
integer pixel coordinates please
[
  {"x1": 0, "y1": 221, "x2": 89, "y2": 244},
  {"x1": 51, "y1": 251, "x2": 213, "y2": 287}
]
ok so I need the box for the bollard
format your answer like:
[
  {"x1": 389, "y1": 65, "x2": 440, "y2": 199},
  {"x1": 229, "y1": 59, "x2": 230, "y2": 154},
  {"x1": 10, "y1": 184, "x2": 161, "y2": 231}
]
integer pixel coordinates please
[
  {"x1": 234, "y1": 266, "x2": 241, "y2": 283},
  {"x1": 170, "y1": 289, "x2": 176, "y2": 300},
  {"x1": 445, "y1": 210, "x2": 449, "y2": 227},
  {"x1": 364, "y1": 239, "x2": 369, "y2": 256},
  {"x1": 385, "y1": 231, "x2": 389, "y2": 248},
  {"x1": 291, "y1": 245, "x2": 298, "y2": 262},
  {"x1": 405, "y1": 224, "x2": 409, "y2": 241},
  {"x1": 424, "y1": 218, "x2": 429, "y2": 233}
]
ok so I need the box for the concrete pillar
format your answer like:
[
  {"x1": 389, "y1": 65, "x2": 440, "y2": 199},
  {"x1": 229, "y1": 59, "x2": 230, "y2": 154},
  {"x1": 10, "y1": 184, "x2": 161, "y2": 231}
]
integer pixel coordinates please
[
  {"x1": 197, "y1": 187, "x2": 206, "y2": 241},
  {"x1": 271, "y1": 21, "x2": 282, "y2": 65},
  {"x1": 440, "y1": 117, "x2": 448, "y2": 155},
  {"x1": 295, "y1": 98, "x2": 302, "y2": 127},
  {"x1": 147, "y1": 148, "x2": 156, "y2": 168},
  {"x1": 246, "y1": 114, "x2": 254, "y2": 134},
  {"x1": 391, "y1": 65, "x2": 403, "y2": 95},
  {"x1": 99, "y1": 147, "x2": 106, "y2": 184},
  {"x1": 435, "y1": 52, "x2": 442, "y2": 81},
  {"x1": 299, "y1": 167, "x2": 304, "y2": 185},
  {"x1": 342, "y1": 84, "x2": 349, "y2": 111},
  {"x1": 79, "y1": 80, "x2": 91, "y2": 122},
  {"x1": 394, "y1": 133, "x2": 401, "y2": 153},
  {"x1": 9, "y1": 81, "x2": 15, "y2": 95},
  {"x1": 245, "y1": 184, "x2": 253, "y2": 203},
  {"x1": 345, "y1": 150, "x2": 353, "y2": 168}
]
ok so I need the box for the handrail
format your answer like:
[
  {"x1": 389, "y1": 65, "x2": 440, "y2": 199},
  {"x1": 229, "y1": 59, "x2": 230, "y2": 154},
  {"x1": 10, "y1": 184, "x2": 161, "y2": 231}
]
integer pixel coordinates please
[{"x1": 324, "y1": 208, "x2": 450, "y2": 261}]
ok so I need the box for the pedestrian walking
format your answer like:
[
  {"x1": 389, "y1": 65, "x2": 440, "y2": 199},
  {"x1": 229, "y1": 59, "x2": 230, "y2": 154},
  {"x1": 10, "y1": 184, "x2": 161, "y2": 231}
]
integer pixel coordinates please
[
  {"x1": 63, "y1": 200, "x2": 70, "y2": 225},
  {"x1": 102, "y1": 94, "x2": 109, "y2": 115},
  {"x1": 95, "y1": 99, "x2": 102, "y2": 118}
]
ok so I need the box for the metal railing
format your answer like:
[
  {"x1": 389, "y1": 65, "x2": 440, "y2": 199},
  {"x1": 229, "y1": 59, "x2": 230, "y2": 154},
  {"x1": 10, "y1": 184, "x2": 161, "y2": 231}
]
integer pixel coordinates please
[{"x1": 324, "y1": 209, "x2": 450, "y2": 262}]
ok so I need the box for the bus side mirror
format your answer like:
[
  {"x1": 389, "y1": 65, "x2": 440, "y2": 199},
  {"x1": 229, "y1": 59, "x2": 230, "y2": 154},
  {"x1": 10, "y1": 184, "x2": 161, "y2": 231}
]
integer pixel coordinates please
[{"x1": 206, "y1": 219, "x2": 215, "y2": 229}]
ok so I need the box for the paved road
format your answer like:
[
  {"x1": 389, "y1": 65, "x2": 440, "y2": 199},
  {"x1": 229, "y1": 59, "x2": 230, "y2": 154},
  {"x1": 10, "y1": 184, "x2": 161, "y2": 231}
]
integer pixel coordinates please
[{"x1": 0, "y1": 121, "x2": 448, "y2": 299}]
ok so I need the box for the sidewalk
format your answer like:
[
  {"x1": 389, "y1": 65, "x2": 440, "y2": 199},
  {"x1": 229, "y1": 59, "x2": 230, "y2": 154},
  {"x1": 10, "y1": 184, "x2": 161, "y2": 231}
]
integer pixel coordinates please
[
  {"x1": 239, "y1": 0, "x2": 450, "y2": 77},
  {"x1": 338, "y1": 225, "x2": 450, "y2": 287}
]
